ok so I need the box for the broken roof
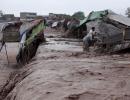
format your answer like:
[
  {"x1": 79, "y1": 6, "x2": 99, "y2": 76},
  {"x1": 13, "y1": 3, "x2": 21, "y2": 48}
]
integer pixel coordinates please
[
  {"x1": 78, "y1": 10, "x2": 130, "y2": 28},
  {"x1": 78, "y1": 10, "x2": 108, "y2": 27},
  {"x1": 20, "y1": 19, "x2": 43, "y2": 36}
]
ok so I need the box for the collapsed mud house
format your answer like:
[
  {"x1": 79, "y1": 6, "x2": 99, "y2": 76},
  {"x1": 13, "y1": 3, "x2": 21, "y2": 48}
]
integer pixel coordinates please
[
  {"x1": 0, "y1": 21, "x2": 22, "y2": 42},
  {"x1": 16, "y1": 19, "x2": 45, "y2": 64},
  {"x1": 0, "y1": 19, "x2": 45, "y2": 65},
  {"x1": 72, "y1": 10, "x2": 130, "y2": 53}
]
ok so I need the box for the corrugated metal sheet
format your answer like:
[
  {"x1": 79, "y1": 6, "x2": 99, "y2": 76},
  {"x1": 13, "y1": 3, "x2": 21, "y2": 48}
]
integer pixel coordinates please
[{"x1": 108, "y1": 14, "x2": 130, "y2": 26}]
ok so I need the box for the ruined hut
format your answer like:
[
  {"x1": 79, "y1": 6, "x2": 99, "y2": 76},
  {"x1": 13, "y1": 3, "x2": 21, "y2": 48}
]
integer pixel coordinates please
[
  {"x1": 66, "y1": 18, "x2": 80, "y2": 38},
  {"x1": 0, "y1": 21, "x2": 22, "y2": 42},
  {"x1": 78, "y1": 10, "x2": 130, "y2": 53},
  {"x1": 16, "y1": 19, "x2": 45, "y2": 64}
]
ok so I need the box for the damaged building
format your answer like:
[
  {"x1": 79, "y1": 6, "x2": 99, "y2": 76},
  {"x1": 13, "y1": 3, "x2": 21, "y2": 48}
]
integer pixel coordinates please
[
  {"x1": 75, "y1": 10, "x2": 130, "y2": 53},
  {"x1": 16, "y1": 19, "x2": 45, "y2": 64},
  {"x1": 0, "y1": 21, "x2": 22, "y2": 42},
  {"x1": 48, "y1": 13, "x2": 71, "y2": 30}
]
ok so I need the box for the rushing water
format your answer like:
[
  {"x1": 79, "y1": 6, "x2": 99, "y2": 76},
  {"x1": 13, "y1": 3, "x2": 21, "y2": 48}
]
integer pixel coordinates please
[{"x1": 43, "y1": 38, "x2": 83, "y2": 52}]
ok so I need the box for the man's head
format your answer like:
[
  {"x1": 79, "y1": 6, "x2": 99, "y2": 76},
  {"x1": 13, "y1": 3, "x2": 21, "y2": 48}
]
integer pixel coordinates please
[{"x1": 92, "y1": 27, "x2": 95, "y2": 31}]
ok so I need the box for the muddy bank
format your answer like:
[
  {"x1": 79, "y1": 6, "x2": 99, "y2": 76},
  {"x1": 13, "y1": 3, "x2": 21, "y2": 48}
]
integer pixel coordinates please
[{"x1": 1, "y1": 30, "x2": 130, "y2": 100}]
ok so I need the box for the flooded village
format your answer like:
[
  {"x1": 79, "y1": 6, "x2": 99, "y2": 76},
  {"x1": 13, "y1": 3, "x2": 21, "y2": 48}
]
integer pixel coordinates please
[{"x1": 0, "y1": 1, "x2": 130, "y2": 100}]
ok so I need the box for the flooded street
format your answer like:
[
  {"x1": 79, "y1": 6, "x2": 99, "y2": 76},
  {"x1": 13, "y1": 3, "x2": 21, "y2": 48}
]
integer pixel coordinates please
[{"x1": 0, "y1": 28, "x2": 130, "y2": 100}]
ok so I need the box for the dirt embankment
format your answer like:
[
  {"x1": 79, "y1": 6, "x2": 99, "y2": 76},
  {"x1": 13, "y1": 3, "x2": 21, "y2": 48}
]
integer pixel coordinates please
[{"x1": 1, "y1": 29, "x2": 130, "y2": 100}]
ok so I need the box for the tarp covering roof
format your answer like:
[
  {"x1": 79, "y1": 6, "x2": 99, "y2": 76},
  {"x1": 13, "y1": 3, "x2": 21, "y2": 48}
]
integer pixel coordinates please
[
  {"x1": 17, "y1": 19, "x2": 44, "y2": 64},
  {"x1": 79, "y1": 17, "x2": 88, "y2": 27},
  {"x1": 87, "y1": 10, "x2": 108, "y2": 21},
  {"x1": 20, "y1": 19, "x2": 43, "y2": 36},
  {"x1": 78, "y1": 10, "x2": 108, "y2": 27},
  {"x1": 19, "y1": 22, "x2": 32, "y2": 36},
  {"x1": 78, "y1": 10, "x2": 130, "y2": 28},
  {"x1": 19, "y1": 19, "x2": 44, "y2": 45},
  {"x1": 25, "y1": 20, "x2": 44, "y2": 45}
]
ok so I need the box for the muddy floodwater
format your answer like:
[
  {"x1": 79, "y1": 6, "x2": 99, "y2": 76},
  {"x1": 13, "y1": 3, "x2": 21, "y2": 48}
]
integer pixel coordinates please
[{"x1": 0, "y1": 28, "x2": 130, "y2": 100}]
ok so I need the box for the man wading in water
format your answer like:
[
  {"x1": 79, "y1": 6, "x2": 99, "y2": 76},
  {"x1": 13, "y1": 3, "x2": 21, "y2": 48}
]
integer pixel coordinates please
[{"x1": 83, "y1": 27, "x2": 96, "y2": 52}]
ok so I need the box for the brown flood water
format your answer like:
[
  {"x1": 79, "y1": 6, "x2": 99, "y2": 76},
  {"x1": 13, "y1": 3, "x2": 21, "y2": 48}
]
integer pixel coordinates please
[{"x1": 0, "y1": 29, "x2": 130, "y2": 100}]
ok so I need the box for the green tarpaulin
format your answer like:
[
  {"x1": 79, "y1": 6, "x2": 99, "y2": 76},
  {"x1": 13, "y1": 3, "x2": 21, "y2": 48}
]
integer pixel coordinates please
[
  {"x1": 78, "y1": 10, "x2": 108, "y2": 27},
  {"x1": 17, "y1": 19, "x2": 45, "y2": 64},
  {"x1": 25, "y1": 22, "x2": 44, "y2": 45}
]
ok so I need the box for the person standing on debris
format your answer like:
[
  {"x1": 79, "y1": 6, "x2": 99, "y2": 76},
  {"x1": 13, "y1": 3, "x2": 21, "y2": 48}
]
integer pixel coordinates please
[{"x1": 83, "y1": 27, "x2": 96, "y2": 51}]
